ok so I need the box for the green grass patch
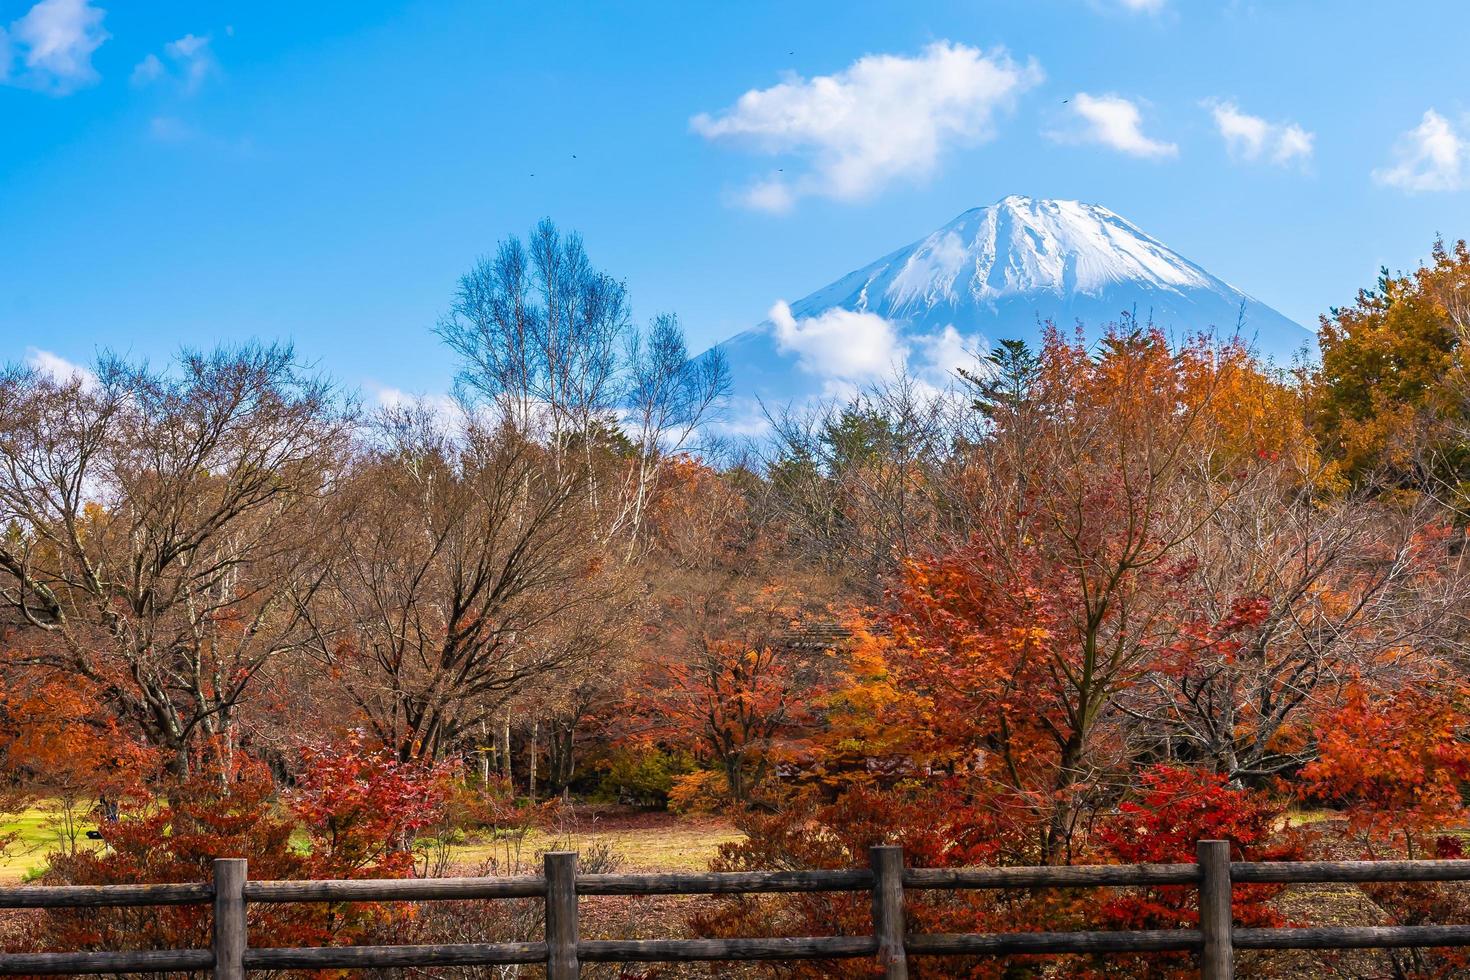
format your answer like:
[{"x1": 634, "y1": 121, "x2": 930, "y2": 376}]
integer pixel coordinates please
[{"x1": 0, "y1": 802, "x2": 102, "y2": 882}]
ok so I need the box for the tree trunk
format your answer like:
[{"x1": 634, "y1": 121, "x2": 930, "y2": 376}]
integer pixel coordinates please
[
  {"x1": 1045, "y1": 734, "x2": 1086, "y2": 864},
  {"x1": 499, "y1": 709, "x2": 513, "y2": 784},
  {"x1": 545, "y1": 718, "x2": 577, "y2": 792},
  {"x1": 528, "y1": 719, "x2": 539, "y2": 802},
  {"x1": 479, "y1": 720, "x2": 491, "y2": 788}
]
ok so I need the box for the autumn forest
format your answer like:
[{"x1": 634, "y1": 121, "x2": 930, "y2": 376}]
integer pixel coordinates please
[{"x1": 5, "y1": 226, "x2": 1470, "y2": 977}]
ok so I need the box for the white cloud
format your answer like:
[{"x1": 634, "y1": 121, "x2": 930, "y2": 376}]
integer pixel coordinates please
[
  {"x1": 1117, "y1": 0, "x2": 1166, "y2": 10},
  {"x1": 372, "y1": 385, "x2": 460, "y2": 417},
  {"x1": 1052, "y1": 92, "x2": 1177, "y2": 159},
  {"x1": 760, "y1": 308, "x2": 989, "y2": 407},
  {"x1": 693, "y1": 41, "x2": 1042, "y2": 210},
  {"x1": 166, "y1": 33, "x2": 208, "y2": 60},
  {"x1": 913, "y1": 325, "x2": 983, "y2": 385},
  {"x1": 130, "y1": 52, "x2": 162, "y2": 85},
  {"x1": 1373, "y1": 110, "x2": 1468, "y2": 193},
  {"x1": 3, "y1": 0, "x2": 109, "y2": 93},
  {"x1": 1207, "y1": 100, "x2": 1313, "y2": 166},
  {"x1": 25, "y1": 347, "x2": 97, "y2": 390},
  {"x1": 369, "y1": 385, "x2": 466, "y2": 434},
  {"x1": 769, "y1": 301, "x2": 908, "y2": 381},
  {"x1": 1273, "y1": 124, "x2": 1314, "y2": 164},
  {"x1": 133, "y1": 32, "x2": 215, "y2": 93},
  {"x1": 738, "y1": 175, "x2": 797, "y2": 214}
]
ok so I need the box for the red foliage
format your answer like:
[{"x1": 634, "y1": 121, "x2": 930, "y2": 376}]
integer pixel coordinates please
[
  {"x1": 11, "y1": 739, "x2": 455, "y2": 968},
  {"x1": 290, "y1": 731, "x2": 457, "y2": 878},
  {"x1": 0, "y1": 667, "x2": 156, "y2": 806},
  {"x1": 1083, "y1": 767, "x2": 1302, "y2": 978},
  {"x1": 18, "y1": 759, "x2": 331, "y2": 961},
  {"x1": 698, "y1": 768, "x2": 1303, "y2": 979}
]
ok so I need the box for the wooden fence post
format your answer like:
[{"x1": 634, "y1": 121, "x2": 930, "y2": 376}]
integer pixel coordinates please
[
  {"x1": 870, "y1": 845, "x2": 909, "y2": 979},
  {"x1": 212, "y1": 858, "x2": 247, "y2": 980},
  {"x1": 1197, "y1": 839, "x2": 1233, "y2": 980},
  {"x1": 545, "y1": 851, "x2": 579, "y2": 979}
]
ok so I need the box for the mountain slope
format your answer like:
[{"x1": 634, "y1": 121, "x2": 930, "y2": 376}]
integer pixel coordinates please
[{"x1": 716, "y1": 195, "x2": 1314, "y2": 407}]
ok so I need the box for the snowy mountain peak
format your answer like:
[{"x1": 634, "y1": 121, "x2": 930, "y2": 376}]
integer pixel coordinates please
[
  {"x1": 715, "y1": 197, "x2": 1313, "y2": 411},
  {"x1": 805, "y1": 196, "x2": 1234, "y2": 321}
]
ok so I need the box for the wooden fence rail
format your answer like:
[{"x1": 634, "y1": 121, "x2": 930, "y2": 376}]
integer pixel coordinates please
[{"x1": 3, "y1": 840, "x2": 1470, "y2": 978}]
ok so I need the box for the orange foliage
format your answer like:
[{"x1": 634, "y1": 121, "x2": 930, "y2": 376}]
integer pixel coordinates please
[
  {"x1": 1302, "y1": 682, "x2": 1470, "y2": 841},
  {"x1": 0, "y1": 668, "x2": 155, "y2": 801},
  {"x1": 633, "y1": 586, "x2": 832, "y2": 803},
  {"x1": 1315, "y1": 238, "x2": 1470, "y2": 484}
]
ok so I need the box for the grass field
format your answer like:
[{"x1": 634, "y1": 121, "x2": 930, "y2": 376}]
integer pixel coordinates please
[
  {"x1": 0, "y1": 798, "x2": 1359, "y2": 885},
  {"x1": 0, "y1": 799, "x2": 1347, "y2": 883},
  {"x1": 0, "y1": 802, "x2": 741, "y2": 883},
  {"x1": 441, "y1": 814, "x2": 743, "y2": 874},
  {"x1": 0, "y1": 803, "x2": 103, "y2": 883}
]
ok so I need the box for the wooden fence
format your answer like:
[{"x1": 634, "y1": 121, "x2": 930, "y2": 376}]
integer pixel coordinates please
[{"x1": 3, "y1": 840, "x2": 1470, "y2": 978}]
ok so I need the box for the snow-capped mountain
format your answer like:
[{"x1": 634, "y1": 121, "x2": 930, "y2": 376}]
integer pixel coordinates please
[{"x1": 715, "y1": 195, "x2": 1314, "y2": 408}]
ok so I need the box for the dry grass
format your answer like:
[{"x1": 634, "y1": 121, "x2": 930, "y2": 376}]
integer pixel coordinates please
[
  {"x1": 1, "y1": 803, "x2": 740, "y2": 884},
  {"x1": 440, "y1": 810, "x2": 743, "y2": 875}
]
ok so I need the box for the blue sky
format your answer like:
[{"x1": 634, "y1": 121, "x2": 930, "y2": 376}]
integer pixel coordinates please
[{"x1": 4, "y1": 0, "x2": 1470, "y2": 401}]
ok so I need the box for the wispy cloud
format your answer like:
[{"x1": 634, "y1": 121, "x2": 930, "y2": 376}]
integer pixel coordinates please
[
  {"x1": 1373, "y1": 110, "x2": 1467, "y2": 192},
  {"x1": 165, "y1": 33, "x2": 213, "y2": 91},
  {"x1": 693, "y1": 41, "x2": 1042, "y2": 213},
  {"x1": 130, "y1": 52, "x2": 162, "y2": 85},
  {"x1": 1085, "y1": 0, "x2": 1168, "y2": 16},
  {"x1": 1207, "y1": 100, "x2": 1313, "y2": 167},
  {"x1": 25, "y1": 347, "x2": 97, "y2": 390},
  {"x1": 1050, "y1": 93, "x2": 1177, "y2": 159},
  {"x1": 132, "y1": 32, "x2": 216, "y2": 93},
  {"x1": 1, "y1": 0, "x2": 109, "y2": 94}
]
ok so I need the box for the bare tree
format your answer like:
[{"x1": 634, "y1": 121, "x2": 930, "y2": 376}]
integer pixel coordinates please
[
  {"x1": 437, "y1": 220, "x2": 628, "y2": 449},
  {"x1": 437, "y1": 219, "x2": 728, "y2": 551},
  {"x1": 304, "y1": 407, "x2": 631, "y2": 763},
  {"x1": 618, "y1": 313, "x2": 730, "y2": 557},
  {"x1": 0, "y1": 345, "x2": 347, "y2": 775},
  {"x1": 1124, "y1": 482, "x2": 1470, "y2": 783},
  {"x1": 430, "y1": 221, "x2": 729, "y2": 784}
]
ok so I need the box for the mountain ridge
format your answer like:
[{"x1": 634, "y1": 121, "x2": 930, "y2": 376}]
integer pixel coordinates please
[{"x1": 714, "y1": 196, "x2": 1314, "y2": 409}]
